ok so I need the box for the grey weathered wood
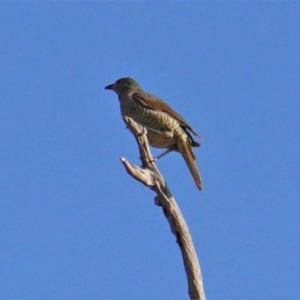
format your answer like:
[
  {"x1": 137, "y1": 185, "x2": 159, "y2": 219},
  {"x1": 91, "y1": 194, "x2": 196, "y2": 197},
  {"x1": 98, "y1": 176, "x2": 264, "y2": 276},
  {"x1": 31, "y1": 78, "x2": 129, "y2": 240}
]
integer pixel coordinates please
[{"x1": 120, "y1": 117, "x2": 206, "y2": 300}]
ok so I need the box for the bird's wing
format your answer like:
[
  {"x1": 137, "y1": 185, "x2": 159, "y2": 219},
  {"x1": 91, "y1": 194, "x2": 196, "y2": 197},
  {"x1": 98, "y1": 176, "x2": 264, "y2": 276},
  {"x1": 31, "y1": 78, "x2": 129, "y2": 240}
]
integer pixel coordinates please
[{"x1": 132, "y1": 91, "x2": 202, "y2": 139}]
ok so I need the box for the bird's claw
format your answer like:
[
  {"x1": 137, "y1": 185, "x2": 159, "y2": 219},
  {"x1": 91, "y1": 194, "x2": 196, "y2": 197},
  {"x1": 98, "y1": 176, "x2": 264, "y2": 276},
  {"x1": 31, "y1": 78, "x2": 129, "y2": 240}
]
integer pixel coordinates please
[
  {"x1": 137, "y1": 126, "x2": 147, "y2": 137},
  {"x1": 149, "y1": 157, "x2": 158, "y2": 163}
]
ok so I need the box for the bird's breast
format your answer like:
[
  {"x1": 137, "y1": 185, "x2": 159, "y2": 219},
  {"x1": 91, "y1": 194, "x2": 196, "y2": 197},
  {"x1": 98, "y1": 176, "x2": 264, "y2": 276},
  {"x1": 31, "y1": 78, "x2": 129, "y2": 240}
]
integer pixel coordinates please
[{"x1": 121, "y1": 98, "x2": 182, "y2": 134}]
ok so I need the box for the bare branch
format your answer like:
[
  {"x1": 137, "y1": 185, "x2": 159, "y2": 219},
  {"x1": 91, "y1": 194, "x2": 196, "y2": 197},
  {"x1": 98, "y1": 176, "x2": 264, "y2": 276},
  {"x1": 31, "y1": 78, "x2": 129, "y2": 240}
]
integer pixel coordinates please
[{"x1": 121, "y1": 117, "x2": 206, "y2": 300}]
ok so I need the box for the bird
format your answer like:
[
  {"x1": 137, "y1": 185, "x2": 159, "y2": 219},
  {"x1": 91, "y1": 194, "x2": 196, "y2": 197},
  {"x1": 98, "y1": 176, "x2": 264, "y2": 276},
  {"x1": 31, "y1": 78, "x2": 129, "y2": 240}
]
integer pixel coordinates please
[{"x1": 105, "y1": 77, "x2": 203, "y2": 191}]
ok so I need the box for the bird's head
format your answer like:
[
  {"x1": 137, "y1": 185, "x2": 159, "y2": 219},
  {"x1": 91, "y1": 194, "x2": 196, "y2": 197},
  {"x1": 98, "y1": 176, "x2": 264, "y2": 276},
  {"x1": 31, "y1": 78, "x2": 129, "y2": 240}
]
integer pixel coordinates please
[{"x1": 105, "y1": 77, "x2": 141, "y2": 95}]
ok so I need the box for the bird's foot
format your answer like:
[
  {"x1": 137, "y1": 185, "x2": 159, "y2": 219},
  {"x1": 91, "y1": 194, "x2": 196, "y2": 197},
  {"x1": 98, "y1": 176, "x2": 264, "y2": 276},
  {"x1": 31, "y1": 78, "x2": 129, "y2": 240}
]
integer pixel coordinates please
[
  {"x1": 137, "y1": 126, "x2": 147, "y2": 137},
  {"x1": 149, "y1": 157, "x2": 158, "y2": 163}
]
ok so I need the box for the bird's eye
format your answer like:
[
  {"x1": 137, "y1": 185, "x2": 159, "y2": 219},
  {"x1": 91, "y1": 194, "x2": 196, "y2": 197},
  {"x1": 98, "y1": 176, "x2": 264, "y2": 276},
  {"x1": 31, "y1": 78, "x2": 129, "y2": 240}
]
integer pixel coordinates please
[{"x1": 116, "y1": 79, "x2": 121, "y2": 84}]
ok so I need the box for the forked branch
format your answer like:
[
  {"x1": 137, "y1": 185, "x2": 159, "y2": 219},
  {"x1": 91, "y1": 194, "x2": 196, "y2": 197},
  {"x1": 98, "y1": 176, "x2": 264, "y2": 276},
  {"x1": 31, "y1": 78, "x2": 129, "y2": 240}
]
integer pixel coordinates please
[{"x1": 120, "y1": 117, "x2": 206, "y2": 300}]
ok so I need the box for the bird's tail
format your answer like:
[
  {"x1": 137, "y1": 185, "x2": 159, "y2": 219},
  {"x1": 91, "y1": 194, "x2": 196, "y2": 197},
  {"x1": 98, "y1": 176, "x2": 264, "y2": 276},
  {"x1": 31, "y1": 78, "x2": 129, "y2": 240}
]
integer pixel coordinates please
[{"x1": 178, "y1": 139, "x2": 203, "y2": 191}]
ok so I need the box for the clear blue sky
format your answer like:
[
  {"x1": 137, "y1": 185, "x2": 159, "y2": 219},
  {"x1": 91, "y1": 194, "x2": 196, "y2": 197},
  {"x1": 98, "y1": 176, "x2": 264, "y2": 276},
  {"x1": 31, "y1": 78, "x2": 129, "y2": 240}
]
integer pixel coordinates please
[{"x1": 1, "y1": 2, "x2": 299, "y2": 299}]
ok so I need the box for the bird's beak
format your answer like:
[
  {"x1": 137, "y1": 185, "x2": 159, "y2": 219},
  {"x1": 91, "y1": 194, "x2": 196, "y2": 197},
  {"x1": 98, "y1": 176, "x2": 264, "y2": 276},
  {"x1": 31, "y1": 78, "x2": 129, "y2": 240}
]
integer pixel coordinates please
[{"x1": 105, "y1": 83, "x2": 114, "y2": 90}]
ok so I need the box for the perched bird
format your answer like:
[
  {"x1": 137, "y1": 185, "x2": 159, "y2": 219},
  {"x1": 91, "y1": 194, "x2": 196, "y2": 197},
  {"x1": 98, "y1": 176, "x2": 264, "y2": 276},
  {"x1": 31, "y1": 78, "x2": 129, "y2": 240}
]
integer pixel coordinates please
[{"x1": 105, "y1": 77, "x2": 203, "y2": 191}]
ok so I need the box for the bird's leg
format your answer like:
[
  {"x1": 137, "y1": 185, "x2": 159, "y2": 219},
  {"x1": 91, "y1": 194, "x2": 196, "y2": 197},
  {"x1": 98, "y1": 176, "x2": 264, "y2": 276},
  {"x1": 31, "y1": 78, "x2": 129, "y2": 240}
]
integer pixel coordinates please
[
  {"x1": 152, "y1": 148, "x2": 173, "y2": 161},
  {"x1": 151, "y1": 144, "x2": 178, "y2": 162}
]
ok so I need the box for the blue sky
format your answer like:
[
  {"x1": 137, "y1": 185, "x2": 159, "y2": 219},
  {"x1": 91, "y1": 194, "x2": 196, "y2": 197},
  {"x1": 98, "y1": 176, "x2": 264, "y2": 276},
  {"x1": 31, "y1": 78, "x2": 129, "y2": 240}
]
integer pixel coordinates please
[{"x1": 1, "y1": 2, "x2": 299, "y2": 299}]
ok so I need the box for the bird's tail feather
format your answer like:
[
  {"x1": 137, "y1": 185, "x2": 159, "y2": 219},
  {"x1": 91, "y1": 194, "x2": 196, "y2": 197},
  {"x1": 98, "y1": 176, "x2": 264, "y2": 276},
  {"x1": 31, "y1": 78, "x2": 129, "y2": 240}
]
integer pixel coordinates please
[{"x1": 178, "y1": 139, "x2": 203, "y2": 191}]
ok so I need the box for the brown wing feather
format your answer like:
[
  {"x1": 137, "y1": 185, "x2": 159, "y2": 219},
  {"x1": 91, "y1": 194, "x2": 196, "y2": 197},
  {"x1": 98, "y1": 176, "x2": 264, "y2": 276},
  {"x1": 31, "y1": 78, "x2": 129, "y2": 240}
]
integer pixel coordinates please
[{"x1": 132, "y1": 92, "x2": 201, "y2": 139}]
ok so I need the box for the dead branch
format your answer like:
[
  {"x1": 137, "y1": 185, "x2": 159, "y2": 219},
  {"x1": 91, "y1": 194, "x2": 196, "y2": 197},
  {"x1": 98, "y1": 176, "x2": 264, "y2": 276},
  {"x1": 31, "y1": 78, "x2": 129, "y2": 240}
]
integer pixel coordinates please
[{"x1": 120, "y1": 117, "x2": 206, "y2": 300}]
